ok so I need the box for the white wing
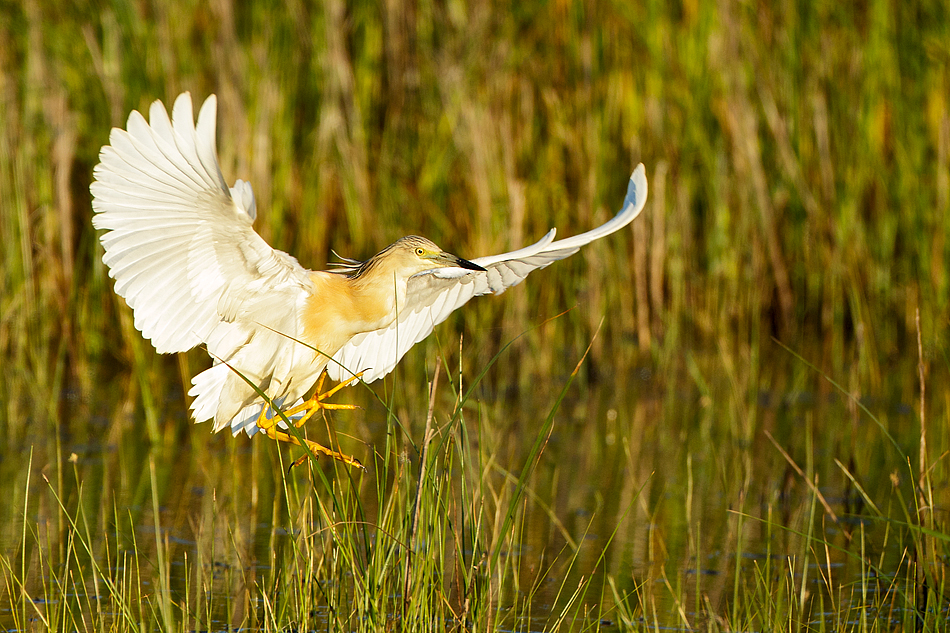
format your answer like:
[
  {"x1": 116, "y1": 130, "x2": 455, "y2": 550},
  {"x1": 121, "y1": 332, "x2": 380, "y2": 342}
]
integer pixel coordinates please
[
  {"x1": 328, "y1": 164, "x2": 648, "y2": 383},
  {"x1": 91, "y1": 92, "x2": 311, "y2": 355}
]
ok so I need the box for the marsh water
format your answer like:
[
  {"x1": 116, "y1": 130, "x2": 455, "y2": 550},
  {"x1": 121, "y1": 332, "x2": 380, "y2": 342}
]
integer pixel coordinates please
[{"x1": 1, "y1": 333, "x2": 942, "y2": 630}]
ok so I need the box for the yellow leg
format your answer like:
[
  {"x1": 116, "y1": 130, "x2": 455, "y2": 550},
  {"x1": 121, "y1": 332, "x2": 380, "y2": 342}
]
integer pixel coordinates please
[
  {"x1": 282, "y1": 371, "x2": 364, "y2": 428},
  {"x1": 255, "y1": 371, "x2": 365, "y2": 469},
  {"x1": 264, "y1": 427, "x2": 363, "y2": 470}
]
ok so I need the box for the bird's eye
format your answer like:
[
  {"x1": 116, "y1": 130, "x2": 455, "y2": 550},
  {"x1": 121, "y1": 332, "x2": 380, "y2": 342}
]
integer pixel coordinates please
[{"x1": 415, "y1": 247, "x2": 425, "y2": 256}]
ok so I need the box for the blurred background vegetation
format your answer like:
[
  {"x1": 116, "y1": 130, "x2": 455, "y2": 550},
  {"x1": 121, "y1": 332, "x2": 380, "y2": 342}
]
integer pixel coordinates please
[{"x1": 3, "y1": 0, "x2": 949, "y2": 431}]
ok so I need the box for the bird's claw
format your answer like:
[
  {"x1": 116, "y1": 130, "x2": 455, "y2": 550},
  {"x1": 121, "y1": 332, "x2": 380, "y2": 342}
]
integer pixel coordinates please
[
  {"x1": 256, "y1": 370, "x2": 366, "y2": 469},
  {"x1": 264, "y1": 428, "x2": 363, "y2": 470}
]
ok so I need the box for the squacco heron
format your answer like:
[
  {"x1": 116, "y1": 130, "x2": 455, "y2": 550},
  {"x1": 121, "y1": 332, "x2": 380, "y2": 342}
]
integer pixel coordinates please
[{"x1": 91, "y1": 93, "x2": 647, "y2": 468}]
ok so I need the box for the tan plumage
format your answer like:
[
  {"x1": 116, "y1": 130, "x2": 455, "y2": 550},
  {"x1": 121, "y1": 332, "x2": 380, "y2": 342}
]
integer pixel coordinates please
[{"x1": 90, "y1": 93, "x2": 648, "y2": 464}]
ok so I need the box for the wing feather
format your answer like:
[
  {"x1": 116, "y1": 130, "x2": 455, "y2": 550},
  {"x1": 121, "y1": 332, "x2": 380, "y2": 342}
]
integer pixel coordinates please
[
  {"x1": 327, "y1": 165, "x2": 648, "y2": 383},
  {"x1": 91, "y1": 92, "x2": 311, "y2": 356}
]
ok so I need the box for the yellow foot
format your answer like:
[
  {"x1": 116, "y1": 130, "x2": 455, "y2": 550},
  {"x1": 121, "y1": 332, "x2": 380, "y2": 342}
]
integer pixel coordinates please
[
  {"x1": 255, "y1": 371, "x2": 365, "y2": 469},
  {"x1": 267, "y1": 428, "x2": 364, "y2": 470},
  {"x1": 281, "y1": 371, "x2": 365, "y2": 428}
]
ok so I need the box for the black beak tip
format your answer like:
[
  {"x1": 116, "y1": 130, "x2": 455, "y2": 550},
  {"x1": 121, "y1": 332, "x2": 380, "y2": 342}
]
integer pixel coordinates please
[{"x1": 458, "y1": 257, "x2": 487, "y2": 272}]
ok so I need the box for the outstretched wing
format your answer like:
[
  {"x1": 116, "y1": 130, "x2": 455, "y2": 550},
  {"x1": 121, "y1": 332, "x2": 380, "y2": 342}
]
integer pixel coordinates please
[
  {"x1": 327, "y1": 164, "x2": 648, "y2": 383},
  {"x1": 91, "y1": 92, "x2": 311, "y2": 355}
]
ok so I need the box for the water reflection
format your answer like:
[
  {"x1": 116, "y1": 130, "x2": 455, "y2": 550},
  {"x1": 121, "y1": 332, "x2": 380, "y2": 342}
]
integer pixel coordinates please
[{"x1": 0, "y1": 348, "x2": 944, "y2": 630}]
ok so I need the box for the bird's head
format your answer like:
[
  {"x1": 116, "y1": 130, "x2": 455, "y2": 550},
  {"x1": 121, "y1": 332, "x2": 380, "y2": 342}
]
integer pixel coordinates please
[
  {"x1": 374, "y1": 236, "x2": 486, "y2": 278},
  {"x1": 339, "y1": 236, "x2": 485, "y2": 290}
]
